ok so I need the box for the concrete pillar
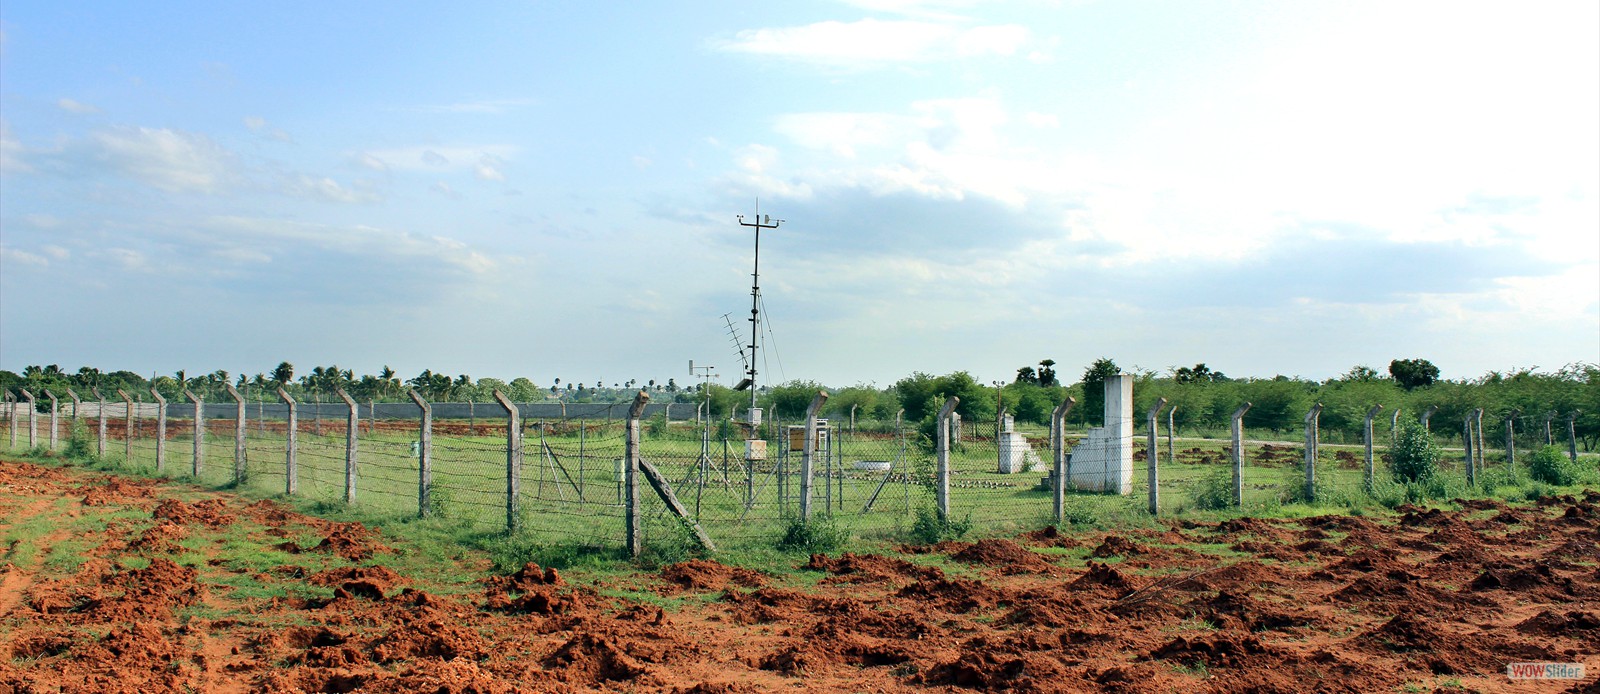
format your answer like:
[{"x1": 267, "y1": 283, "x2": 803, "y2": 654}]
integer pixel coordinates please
[
  {"x1": 1569, "y1": 412, "x2": 1581, "y2": 463},
  {"x1": 1505, "y1": 410, "x2": 1519, "y2": 467},
  {"x1": 494, "y1": 390, "x2": 523, "y2": 533},
  {"x1": 277, "y1": 387, "x2": 297, "y2": 495},
  {"x1": 1364, "y1": 404, "x2": 1384, "y2": 493},
  {"x1": 1391, "y1": 408, "x2": 1400, "y2": 436},
  {"x1": 1051, "y1": 397, "x2": 1075, "y2": 523},
  {"x1": 1146, "y1": 398, "x2": 1167, "y2": 516},
  {"x1": 1463, "y1": 413, "x2": 1475, "y2": 485},
  {"x1": 410, "y1": 389, "x2": 433, "y2": 518},
  {"x1": 117, "y1": 389, "x2": 134, "y2": 463},
  {"x1": 65, "y1": 388, "x2": 81, "y2": 426},
  {"x1": 3, "y1": 391, "x2": 13, "y2": 450},
  {"x1": 92, "y1": 388, "x2": 107, "y2": 457},
  {"x1": 224, "y1": 384, "x2": 247, "y2": 484},
  {"x1": 336, "y1": 388, "x2": 359, "y2": 504},
  {"x1": 1166, "y1": 405, "x2": 1177, "y2": 468},
  {"x1": 1107, "y1": 374, "x2": 1134, "y2": 495},
  {"x1": 45, "y1": 390, "x2": 59, "y2": 451},
  {"x1": 1304, "y1": 403, "x2": 1323, "y2": 502},
  {"x1": 149, "y1": 388, "x2": 167, "y2": 473},
  {"x1": 186, "y1": 390, "x2": 204, "y2": 478},
  {"x1": 800, "y1": 391, "x2": 829, "y2": 521},
  {"x1": 935, "y1": 396, "x2": 959, "y2": 521},
  {"x1": 624, "y1": 391, "x2": 649, "y2": 556},
  {"x1": 1231, "y1": 403, "x2": 1252, "y2": 507},
  {"x1": 1544, "y1": 412, "x2": 1555, "y2": 447},
  {"x1": 20, "y1": 390, "x2": 37, "y2": 449},
  {"x1": 1420, "y1": 405, "x2": 1438, "y2": 432}
]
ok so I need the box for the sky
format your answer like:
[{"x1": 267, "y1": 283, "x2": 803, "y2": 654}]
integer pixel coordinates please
[{"x1": 1, "y1": 1, "x2": 1597, "y2": 390}]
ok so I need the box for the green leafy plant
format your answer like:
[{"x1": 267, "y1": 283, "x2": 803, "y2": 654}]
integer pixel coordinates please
[
  {"x1": 1388, "y1": 419, "x2": 1441, "y2": 483},
  {"x1": 776, "y1": 513, "x2": 846, "y2": 553},
  {"x1": 1190, "y1": 468, "x2": 1237, "y2": 510},
  {"x1": 907, "y1": 504, "x2": 972, "y2": 545},
  {"x1": 1527, "y1": 444, "x2": 1579, "y2": 486}
]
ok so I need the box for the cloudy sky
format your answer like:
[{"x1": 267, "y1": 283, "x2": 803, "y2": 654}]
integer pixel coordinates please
[{"x1": 2, "y1": 1, "x2": 1596, "y2": 389}]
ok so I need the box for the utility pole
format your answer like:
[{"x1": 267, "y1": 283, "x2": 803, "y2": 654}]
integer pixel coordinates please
[{"x1": 736, "y1": 207, "x2": 782, "y2": 417}]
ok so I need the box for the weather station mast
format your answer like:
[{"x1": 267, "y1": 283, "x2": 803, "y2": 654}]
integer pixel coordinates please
[{"x1": 735, "y1": 206, "x2": 781, "y2": 465}]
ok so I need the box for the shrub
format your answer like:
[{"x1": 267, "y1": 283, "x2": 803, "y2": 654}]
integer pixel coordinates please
[
  {"x1": 907, "y1": 504, "x2": 972, "y2": 545},
  {"x1": 777, "y1": 513, "x2": 846, "y2": 553},
  {"x1": 1389, "y1": 419, "x2": 1441, "y2": 484},
  {"x1": 1190, "y1": 469, "x2": 1237, "y2": 511},
  {"x1": 1528, "y1": 445, "x2": 1579, "y2": 486}
]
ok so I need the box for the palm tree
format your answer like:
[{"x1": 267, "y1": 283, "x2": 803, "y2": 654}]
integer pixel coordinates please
[{"x1": 271, "y1": 362, "x2": 294, "y2": 388}]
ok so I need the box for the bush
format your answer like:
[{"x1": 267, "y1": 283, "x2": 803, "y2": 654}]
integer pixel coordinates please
[
  {"x1": 1528, "y1": 445, "x2": 1579, "y2": 486},
  {"x1": 1389, "y1": 419, "x2": 1441, "y2": 484},
  {"x1": 777, "y1": 513, "x2": 846, "y2": 553},
  {"x1": 907, "y1": 504, "x2": 972, "y2": 545},
  {"x1": 1190, "y1": 469, "x2": 1237, "y2": 511}
]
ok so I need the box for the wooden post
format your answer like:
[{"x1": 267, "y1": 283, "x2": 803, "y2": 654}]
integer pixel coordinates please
[
  {"x1": 1051, "y1": 397, "x2": 1075, "y2": 522},
  {"x1": 224, "y1": 384, "x2": 247, "y2": 484},
  {"x1": 410, "y1": 389, "x2": 433, "y2": 518},
  {"x1": 800, "y1": 391, "x2": 829, "y2": 521},
  {"x1": 186, "y1": 390, "x2": 204, "y2": 478},
  {"x1": 1146, "y1": 398, "x2": 1167, "y2": 515},
  {"x1": 494, "y1": 390, "x2": 523, "y2": 533},
  {"x1": 45, "y1": 390, "x2": 59, "y2": 451},
  {"x1": 117, "y1": 389, "x2": 134, "y2": 463},
  {"x1": 20, "y1": 389, "x2": 37, "y2": 450},
  {"x1": 625, "y1": 391, "x2": 650, "y2": 556},
  {"x1": 335, "y1": 388, "x2": 359, "y2": 504},
  {"x1": 1363, "y1": 404, "x2": 1384, "y2": 493},
  {"x1": 1304, "y1": 403, "x2": 1323, "y2": 502},
  {"x1": 92, "y1": 388, "x2": 107, "y2": 457},
  {"x1": 149, "y1": 388, "x2": 167, "y2": 473},
  {"x1": 935, "y1": 397, "x2": 959, "y2": 522},
  {"x1": 277, "y1": 387, "x2": 298, "y2": 495},
  {"x1": 1231, "y1": 403, "x2": 1252, "y2": 506}
]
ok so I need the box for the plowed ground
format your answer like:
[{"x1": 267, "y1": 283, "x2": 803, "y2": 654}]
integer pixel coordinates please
[{"x1": 2, "y1": 458, "x2": 1598, "y2": 693}]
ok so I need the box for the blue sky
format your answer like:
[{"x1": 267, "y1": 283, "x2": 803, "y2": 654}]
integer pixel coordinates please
[{"x1": 2, "y1": 1, "x2": 1596, "y2": 389}]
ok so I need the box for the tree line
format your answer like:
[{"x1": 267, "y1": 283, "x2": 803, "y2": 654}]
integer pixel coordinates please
[{"x1": 3, "y1": 358, "x2": 1595, "y2": 450}]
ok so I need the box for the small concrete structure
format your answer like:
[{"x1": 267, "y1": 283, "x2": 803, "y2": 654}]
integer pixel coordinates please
[
  {"x1": 1065, "y1": 375, "x2": 1134, "y2": 494},
  {"x1": 996, "y1": 414, "x2": 1041, "y2": 473}
]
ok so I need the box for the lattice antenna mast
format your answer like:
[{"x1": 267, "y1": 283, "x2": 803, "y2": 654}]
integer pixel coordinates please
[
  {"x1": 736, "y1": 206, "x2": 782, "y2": 416},
  {"x1": 720, "y1": 313, "x2": 749, "y2": 373}
]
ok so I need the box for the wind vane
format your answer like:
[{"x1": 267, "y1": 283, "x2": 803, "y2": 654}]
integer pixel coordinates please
[{"x1": 735, "y1": 206, "x2": 782, "y2": 415}]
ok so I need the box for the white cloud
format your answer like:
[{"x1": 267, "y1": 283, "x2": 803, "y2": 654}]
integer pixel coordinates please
[
  {"x1": 360, "y1": 145, "x2": 516, "y2": 174},
  {"x1": 281, "y1": 174, "x2": 381, "y2": 204},
  {"x1": 243, "y1": 116, "x2": 292, "y2": 142},
  {"x1": 430, "y1": 181, "x2": 461, "y2": 199},
  {"x1": 22, "y1": 213, "x2": 61, "y2": 228},
  {"x1": 713, "y1": 18, "x2": 1029, "y2": 67},
  {"x1": 0, "y1": 245, "x2": 49, "y2": 266},
  {"x1": 474, "y1": 154, "x2": 506, "y2": 181},
  {"x1": 1, "y1": 121, "x2": 32, "y2": 173},
  {"x1": 57, "y1": 98, "x2": 101, "y2": 114},
  {"x1": 84, "y1": 126, "x2": 239, "y2": 194}
]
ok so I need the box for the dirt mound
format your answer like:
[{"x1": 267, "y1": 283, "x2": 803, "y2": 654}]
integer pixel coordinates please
[
  {"x1": 80, "y1": 477, "x2": 155, "y2": 506},
  {"x1": 950, "y1": 538, "x2": 1058, "y2": 574},
  {"x1": 484, "y1": 562, "x2": 564, "y2": 592},
  {"x1": 803, "y1": 552, "x2": 943, "y2": 584},
  {"x1": 76, "y1": 558, "x2": 204, "y2": 622},
  {"x1": 371, "y1": 618, "x2": 487, "y2": 663},
  {"x1": 151, "y1": 497, "x2": 233, "y2": 527},
  {"x1": 660, "y1": 559, "x2": 767, "y2": 592},
  {"x1": 1515, "y1": 609, "x2": 1600, "y2": 636},
  {"x1": 917, "y1": 637, "x2": 1071, "y2": 691},
  {"x1": 278, "y1": 523, "x2": 391, "y2": 562},
  {"x1": 1068, "y1": 561, "x2": 1136, "y2": 595},
  {"x1": 1143, "y1": 634, "x2": 1273, "y2": 669},
  {"x1": 1468, "y1": 561, "x2": 1579, "y2": 600},
  {"x1": 1018, "y1": 525, "x2": 1080, "y2": 548},
  {"x1": 1355, "y1": 614, "x2": 1554, "y2": 676},
  {"x1": 1089, "y1": 535, "x2": 1145, "y2": 558},
  {"x1": 894, "y1": 575, "x2": 1004, "y2": 613},
  {"x1": 719, "y1": 587, "x2": 821, "y2": 625},
  {"x1": 309, "y1": 565, "x2": 405, "y2": 599},
  {"x1": 128, "y1": 521, "x2": 188, "y2": 554},
  {"x1": 1187, "y1": 590, "x2": 1317, "y2": 632}
]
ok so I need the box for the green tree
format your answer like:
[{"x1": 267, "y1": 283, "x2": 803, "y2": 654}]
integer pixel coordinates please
[
  {"x1": 1077, "y1": 358, "x2": 1120, "y2": 426},
  {"x1": 1390, "y1": 358, "x2": 1440, "y2": 390}
]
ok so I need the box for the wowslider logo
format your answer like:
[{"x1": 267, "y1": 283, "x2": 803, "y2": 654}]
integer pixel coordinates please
[{"x1": 1506, "y1": 662, "x2": 1585, "y2": 680}]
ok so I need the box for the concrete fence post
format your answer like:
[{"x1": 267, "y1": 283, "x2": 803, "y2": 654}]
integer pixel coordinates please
[
  {"x1": 1474, "y1": 408, "x2": 1486, "y2": 471},
  {"x1": 410, "y1": 389, "x2": 433, "y2": 518},
  {"x1": 186, "y1": 390, "x2": 204, "y2": 478},
  {"x1": 45, "y1": 390, "x2": 59, "y2": 451},
  {"x1": 367, "y1": 398, "x2": 376, "y2": 438},
  {"x1": 20, "y1": 389, "x2": 38, "y2": 449},
  {"x1": 1051, "y1": 397, "x2": 1076, "y2": 523},
  {"x1": 1304, "y1": 403, "x2": 1323, "y2": 502},
  {"x1": 850, "y1": 403, "x2": 857, "y2": 437},
  {"x1": 1231, "y1": 403, "x2": 1252, "y2": 507},
  {"x1": 935, "y1": 396, "x2": 959, "y2": 522},
  {"x1": 1420, "y1": 405, "x2": 1438, "y2": 432},
  {"x1": 624, "y1": 391, "x2": 650, "y2": 557},
  {"x1": 117, "y1": 389, "x2": 134, "y2": 463},
  {"x1": 799, "y1": 391, "x2": 829, "y2": 521},
  {"x1": 1363, "y1": 404, "x2": 1384, "y2": 493},
  {"x1": 1166, "y1": 405, "x2": 1177, "y2": 468},
  {"x1": 1505, "y1": 410, "x2": 1519, "y2": 467},
  {"x1": 149, "y1": 388, "x2": 168, "y2": 473},
  {"x1": 92, "y1": 388, "x2": 107, "y2": 457},
  {"x1": 65, "y1": 388, "x2": 81, "y2": 425},
  {"x1": 1390, "y1": 409, "x2": 1400, "y2": 436},
  {"x1": 224, "y1": 384, "x2": 247, "y2": 484},
  {"x1": 3, "y1": 391, "x2": 14, "y2": 449},
  {"x1": 493, "y1": 390, "x2": 523, "y2": 533},
  {"x1": 277, "y1": 387, "x2": 298, "y2": 495},
  {"x1": 1146, "y1": 398, "x2": 1167, "y2": 515},
  {"x1": 336, "y1": 388, "x2": 359, "y2": 504},
  {"x1": 1569, "y1": 411, "x2": 1581, "y2": 464},
  {"x1": 1544, "y1": 412, "x2": 1555, "y2": 447},
  {"x1": 1463, "y1": 412, "x2": 1476, "y2": 485}
]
